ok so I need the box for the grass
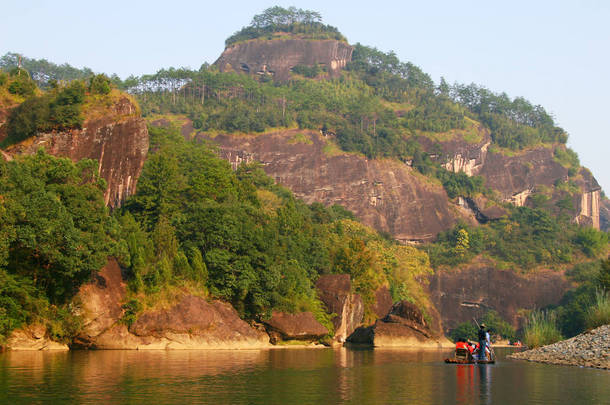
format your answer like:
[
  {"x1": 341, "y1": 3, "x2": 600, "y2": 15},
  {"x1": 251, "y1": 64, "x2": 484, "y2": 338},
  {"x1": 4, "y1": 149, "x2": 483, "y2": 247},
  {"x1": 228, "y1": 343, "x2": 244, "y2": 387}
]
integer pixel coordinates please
[
  {"x1": 585, "y1": 289, "x2": 610, "y2": 329},
  {"x1": 322, "y1": 139, "x2": 345, "y2": 157},
  {"x1": 287, "y1": 132, "x2": 313, "y2": 145},
  {"x1": 523, "y1": 310, "x2": 563, "y2": 348}
]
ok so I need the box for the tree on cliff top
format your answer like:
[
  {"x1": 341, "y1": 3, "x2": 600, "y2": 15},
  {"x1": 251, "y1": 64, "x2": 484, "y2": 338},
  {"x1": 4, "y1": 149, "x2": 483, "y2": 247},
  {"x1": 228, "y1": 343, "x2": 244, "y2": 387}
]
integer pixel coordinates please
[
  {"x1": 251, "y1": 6, "x2": 322, "y2": 27},
  {"x1": 225, "y1": 6, "x2": 346, "y2": 46}
]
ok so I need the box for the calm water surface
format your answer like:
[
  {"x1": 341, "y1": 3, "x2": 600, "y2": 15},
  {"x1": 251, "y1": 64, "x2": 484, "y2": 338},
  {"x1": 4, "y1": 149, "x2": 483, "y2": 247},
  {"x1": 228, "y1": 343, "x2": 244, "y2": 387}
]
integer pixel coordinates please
[{"x1": 1, "y1": 347, "x2": 608, "y2": 404}]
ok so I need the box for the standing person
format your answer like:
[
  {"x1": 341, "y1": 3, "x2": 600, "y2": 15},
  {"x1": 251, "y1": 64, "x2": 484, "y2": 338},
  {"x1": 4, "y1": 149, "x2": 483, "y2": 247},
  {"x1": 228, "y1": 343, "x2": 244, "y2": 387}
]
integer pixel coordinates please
[{"x1": 478, "y1": 323, "x2": 488, "y2": 361}]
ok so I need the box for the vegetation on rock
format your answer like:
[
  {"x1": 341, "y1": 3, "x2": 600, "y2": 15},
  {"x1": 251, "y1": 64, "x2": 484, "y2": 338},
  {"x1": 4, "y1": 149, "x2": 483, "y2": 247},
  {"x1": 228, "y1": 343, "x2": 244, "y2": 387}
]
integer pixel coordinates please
[{"x1": 225, "y1": 6, "x2": 346, "y2": 46}]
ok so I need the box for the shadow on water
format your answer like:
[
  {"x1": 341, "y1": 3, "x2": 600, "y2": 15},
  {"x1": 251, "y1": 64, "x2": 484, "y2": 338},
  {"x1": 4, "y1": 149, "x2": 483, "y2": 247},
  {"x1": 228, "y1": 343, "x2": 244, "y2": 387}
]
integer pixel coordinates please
[{"x1": 1, "y1": 347, "x2": 608, "y2": 404}]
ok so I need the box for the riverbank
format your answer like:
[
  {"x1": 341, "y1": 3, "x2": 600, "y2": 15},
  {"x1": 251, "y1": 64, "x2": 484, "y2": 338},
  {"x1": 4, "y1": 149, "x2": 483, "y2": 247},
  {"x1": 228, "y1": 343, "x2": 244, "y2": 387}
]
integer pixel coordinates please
[{"x1": 508, "y1": 325, "x2": 610, "y2": 370}]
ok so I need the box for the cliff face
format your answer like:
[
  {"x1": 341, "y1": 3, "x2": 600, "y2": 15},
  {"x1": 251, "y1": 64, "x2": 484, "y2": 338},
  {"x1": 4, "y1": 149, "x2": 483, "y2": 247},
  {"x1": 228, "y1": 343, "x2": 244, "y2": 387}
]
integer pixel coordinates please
[
  {"x1": 428, "y1": 265, "x2": 572, "y2": 332},
  {"x1": 214, "y1": 39, "x2": 353, "y2": 80},
  {"x1": 208, "y1": 130, "x2": 469, "y2": 242},
  {"x1": 426, "y1": 132, "x2": 601, "y2": 229},
  {"x1": 4, "y1": 97, "x2": 149, "y2": 208},
  {"x1": 600, "y1": 198, "x2": 610, "y2": 232}
]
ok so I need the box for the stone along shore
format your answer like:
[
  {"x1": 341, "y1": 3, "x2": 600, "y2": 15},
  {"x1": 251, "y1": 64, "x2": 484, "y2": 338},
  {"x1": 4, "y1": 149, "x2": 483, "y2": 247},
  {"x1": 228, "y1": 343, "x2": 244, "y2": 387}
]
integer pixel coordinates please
[{"x1": 509, "y1": 325, "x2": 610, "y2": 370}]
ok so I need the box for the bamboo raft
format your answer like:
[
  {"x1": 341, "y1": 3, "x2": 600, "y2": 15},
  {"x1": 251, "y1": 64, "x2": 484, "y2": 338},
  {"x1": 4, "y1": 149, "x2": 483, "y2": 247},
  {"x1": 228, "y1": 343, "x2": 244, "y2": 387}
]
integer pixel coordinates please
[{"x1": 445, "y1": 347, "x2": 495, "y2": 364}]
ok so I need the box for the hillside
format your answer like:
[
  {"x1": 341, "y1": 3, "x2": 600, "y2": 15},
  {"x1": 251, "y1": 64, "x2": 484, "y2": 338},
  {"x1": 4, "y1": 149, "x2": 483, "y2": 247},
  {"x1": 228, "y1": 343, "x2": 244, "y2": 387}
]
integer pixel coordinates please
[{"x1": 0, "y1": 7, "x2": 608, "y2": 348}]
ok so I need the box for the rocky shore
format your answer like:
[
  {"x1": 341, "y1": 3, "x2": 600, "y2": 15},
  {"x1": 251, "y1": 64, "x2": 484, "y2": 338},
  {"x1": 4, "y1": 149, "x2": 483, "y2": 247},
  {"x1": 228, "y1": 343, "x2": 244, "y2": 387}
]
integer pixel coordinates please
[
  {"x1": 509, "y1": 325, "x2": 610, "y2": 370},
  {"x1": 2, "y1": 260, "x2": 448, "y2": 351}
]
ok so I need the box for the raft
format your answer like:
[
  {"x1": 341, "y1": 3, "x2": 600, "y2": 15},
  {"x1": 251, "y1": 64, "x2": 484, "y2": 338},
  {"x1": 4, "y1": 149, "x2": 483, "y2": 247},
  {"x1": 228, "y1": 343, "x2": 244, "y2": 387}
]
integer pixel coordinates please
[
  {"x1": 444, "y1": 358, "x2": 495, "y2": 364},
  {"x1": 445, "y1": 347, "x2": 495, "y2": 364}
]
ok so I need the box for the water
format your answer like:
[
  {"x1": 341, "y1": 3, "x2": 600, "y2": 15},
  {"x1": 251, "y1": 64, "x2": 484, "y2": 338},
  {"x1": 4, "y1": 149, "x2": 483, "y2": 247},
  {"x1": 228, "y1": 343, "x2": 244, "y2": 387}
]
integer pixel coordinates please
[{"x1": 1, "y1": 348, "x2": 608, "y2": 404}]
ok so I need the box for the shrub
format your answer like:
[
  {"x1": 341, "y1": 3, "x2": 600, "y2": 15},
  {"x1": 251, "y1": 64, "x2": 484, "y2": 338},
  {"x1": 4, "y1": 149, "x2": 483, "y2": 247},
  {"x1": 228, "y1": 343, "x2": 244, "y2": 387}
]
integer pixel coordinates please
[
  {"x1": 523, "y1": 310, "x2": 563, "y2": 348},
  {"x1": 89, "y1": 74, "x2": 112, "y2": 95},
  {"x1": 585, "y1": 289, "x2": 610, "y2": 329}
]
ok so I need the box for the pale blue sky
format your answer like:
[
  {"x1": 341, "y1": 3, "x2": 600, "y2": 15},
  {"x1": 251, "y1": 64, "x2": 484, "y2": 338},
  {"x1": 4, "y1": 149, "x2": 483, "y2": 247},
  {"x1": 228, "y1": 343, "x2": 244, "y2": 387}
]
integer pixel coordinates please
[{"x1": 2, "y1": 0, "x2": 609, "y2": 192}]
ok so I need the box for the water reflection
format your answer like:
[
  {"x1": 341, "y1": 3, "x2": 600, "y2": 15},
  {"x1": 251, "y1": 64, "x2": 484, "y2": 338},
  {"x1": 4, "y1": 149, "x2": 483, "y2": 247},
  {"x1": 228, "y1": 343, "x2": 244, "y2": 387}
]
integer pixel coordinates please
[{"x1": 1, "y1": 348, "x2": 608, "y2": 404}]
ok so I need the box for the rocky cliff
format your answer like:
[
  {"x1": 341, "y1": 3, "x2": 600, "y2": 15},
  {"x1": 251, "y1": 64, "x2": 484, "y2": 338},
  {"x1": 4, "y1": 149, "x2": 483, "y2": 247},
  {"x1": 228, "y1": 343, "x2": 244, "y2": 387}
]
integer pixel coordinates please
[
  {"x1": 72, "y1": 258, "x2": 270, "y2": 350},
  {"x1": 214, "y1": 39, "x2": 353, "y2": 81},
  {"x1": 425, "y1": 129, "x2": 602, "y2": 229},
  {"x1": 207, "y1": 130, "x2": 470, "y2": 243},
  {"x1": 428, "y1": 264, "x2": 572, "y2": 332},
  {"x1": 3, "y1": 96, "x2": 149, "y2": 208}
]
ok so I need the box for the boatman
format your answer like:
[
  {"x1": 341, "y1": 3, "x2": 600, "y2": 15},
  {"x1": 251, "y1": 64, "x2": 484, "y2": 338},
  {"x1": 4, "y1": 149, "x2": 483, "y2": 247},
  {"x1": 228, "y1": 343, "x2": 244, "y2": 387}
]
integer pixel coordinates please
[{"x1": 477, "y1": 323, "x2": 490, "y2": 361}]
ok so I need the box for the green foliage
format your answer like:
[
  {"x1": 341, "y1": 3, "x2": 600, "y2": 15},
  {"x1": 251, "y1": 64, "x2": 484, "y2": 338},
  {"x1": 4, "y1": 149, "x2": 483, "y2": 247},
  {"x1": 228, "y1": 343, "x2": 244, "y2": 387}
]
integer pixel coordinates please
[
  {"x1": 481, "y1": 310, "x2": 516, "y2": 341},
  {"x1": 120, "y1": 298, "x2": 143, "y2": 327},
  {"x1": 291, "y1": 64, "x2": 322, "y2": 78},
  {"x1": 1, "y1": 52, "x2": 95, "y2": 88},
  {"x1": 0, "y1": 151, "x2": 113, "y2": 341},
  {"x1": 427, "y1": 206, "x2": 590, "y2": 270},
  {"x1": 0, "y1": 269, "x2": 45, "y2": 341},
  {"x1": 448, "y1": 322, "x2": 478, "y2": 342},
  {"x1": 436, "y1": 169, "x2": 485, "y2": 199},
  {"x1": 599, "y1": 256, "x2": 610, "y2": 290},
  {"x1": 574, "y1": 227, "x2": 609, "y2": 257},
  {"x1": 0, "y1": 150, "x2": 112, "y2": 303},
  {"x1": 2, "y1": 80, "x2": 86, "y2": 146},
  {"x1": 451, "y1": 83, "x2": 567, "y2": 150},
  {"x1": 88, "y1": 74, "x2": 112, "y2": 95},
  {"x1": 7, "y1": 68, "x2": 37, "y2": 97},
  {"x1": 120, "y1": 125, "x2": 433, "y2": 324},
  {"x1": 554, "y1": 147, "x2": 580, "y2": 169},
  {"x1": 523, "y1": 310, "x2": 563, "y2": 348},
  {"x1": 585, "y1": 289, "x2": 610, "y2": 329},
  {"x1": 225, "y1": 7, "x2": 345, "y2": 46},
  {"x1": 449, "y1": 311, "x2": 515, "y2": 342}
]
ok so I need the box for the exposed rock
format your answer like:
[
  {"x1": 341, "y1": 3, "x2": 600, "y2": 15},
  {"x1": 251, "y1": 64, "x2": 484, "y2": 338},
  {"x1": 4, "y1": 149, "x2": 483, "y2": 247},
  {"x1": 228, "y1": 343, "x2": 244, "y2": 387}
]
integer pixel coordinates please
[
  {"x1": 208, "y1": 130, "x2": 469, "y2": 242},
  {"x1": 73, "y1": 257, "x2": 126, "y2": 348},
  {"x1": 457, "y1": 196, "x2": 507, "y2": 223},
  {"x1": 417, "y1": 123, "x2": 491, "y2": 177},
  {"x1": 315, "y1": 274, "x2": 364, "y2": 343},
  {"x1": 74, "y1": 258, "x2": 270, "y2": 350},
  {"x1": 4, "y1": 96, "x2": 149, "y2": 208},
  {"x1": 573, "y1": 169, "x2": 601, "y2": 229},
  {"x1": 215, "y1": 39, "x2": 353, "y2": 81},
  {"x1": 509, "y1": 324, "x2": 610, "y2": 370},
  {"x1": 600, "y1": 198, "x2": 610, "y2": 232},
  {"x1": 429, "y1": 265, "x2": 572, "y2": 332},
  {"x1": 373, "y1": 285, "x2": 393, "y2": 319},
  {"x1": 4, "y1": 324, "x2": 68, "y2": 351},
  {"x1": 347, "y1": 300, "x2": 452, "y2": 348},
  {"x1": 118, "y1": 296, "x2": 270, "y2": 350},
  {"x1": 263, "y1": 311, "x2": 328, "y2": 342}
]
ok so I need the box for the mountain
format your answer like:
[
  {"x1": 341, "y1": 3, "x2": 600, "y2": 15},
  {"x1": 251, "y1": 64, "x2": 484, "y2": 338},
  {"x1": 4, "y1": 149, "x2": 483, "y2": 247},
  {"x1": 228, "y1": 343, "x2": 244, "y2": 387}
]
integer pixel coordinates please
[{"x1": 0, "y1": 7, "x2": 607, "y2": 349}]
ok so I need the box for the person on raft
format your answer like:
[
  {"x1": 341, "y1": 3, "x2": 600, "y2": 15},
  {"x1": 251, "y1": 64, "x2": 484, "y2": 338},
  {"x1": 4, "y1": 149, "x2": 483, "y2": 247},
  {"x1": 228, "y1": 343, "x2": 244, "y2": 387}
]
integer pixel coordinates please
[{"x1": 477, "y1": 323, "x2": 491, "y2": 361}]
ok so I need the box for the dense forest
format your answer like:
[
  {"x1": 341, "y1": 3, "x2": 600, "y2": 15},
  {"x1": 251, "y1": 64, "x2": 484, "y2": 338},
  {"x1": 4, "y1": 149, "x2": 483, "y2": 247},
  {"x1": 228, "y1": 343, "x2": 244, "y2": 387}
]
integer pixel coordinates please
[{"x1": 0, "y1": 7, "x2": 607, "y2": 344}]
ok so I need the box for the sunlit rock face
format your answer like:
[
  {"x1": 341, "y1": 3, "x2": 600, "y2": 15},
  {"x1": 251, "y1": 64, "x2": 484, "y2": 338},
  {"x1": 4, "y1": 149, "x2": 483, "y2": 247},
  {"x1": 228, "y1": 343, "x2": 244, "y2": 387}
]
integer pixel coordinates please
[
  {"x1": 5, "y1": 97, "x2": 149, "y2": 208},
  {"x1": 214, "y1": 39, "x2": 353, "y2": 81},
  {"x1": 207, "y1": 129, "x2": 469, "y2": 243},
  {"x1": 315, "y1": 274, "x2": 364, "y2": 343}
]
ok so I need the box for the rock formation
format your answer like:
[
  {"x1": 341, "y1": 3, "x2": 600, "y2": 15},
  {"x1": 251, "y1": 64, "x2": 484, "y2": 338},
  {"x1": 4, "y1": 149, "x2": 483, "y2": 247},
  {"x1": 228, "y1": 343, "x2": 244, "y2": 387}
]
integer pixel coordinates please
[
  {"x1": 4, "y1": 96, "x2": 149, "y2": 208},
  {"x1": 72, "y1": 258, "x2": 270, "y2": 350},
  {"x1": 4, "y1": 324, "x2": 69, "y2": 351},
  {"x1": 428, "y1": 265, "x2": 572, "y2": 332},
  {"x1": 347, "y1": 301, "x2": 452, "y2": 348},
  {"x1": 315, "y1": 274, "x2": 364, "y2": 343},
  {"x1": 208, "y1": 129, "x2": 469, "y2": 242},
  {"x1": 263, "y1": 311, "x2": 328, "y2": 343},
  {"x1": 600, "y1": 198, "x2": 610, "y2": 232},
  {"x1": 215, "y1": 39, "x2": 353, "y2": 81}
]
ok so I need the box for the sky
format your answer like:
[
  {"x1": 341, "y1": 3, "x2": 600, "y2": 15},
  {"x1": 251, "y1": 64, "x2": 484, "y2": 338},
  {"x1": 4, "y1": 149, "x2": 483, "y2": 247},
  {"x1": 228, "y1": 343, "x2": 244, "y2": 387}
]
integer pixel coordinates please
[{"x1": 2, "y1": 0, "x2": 609, "y2": 192}]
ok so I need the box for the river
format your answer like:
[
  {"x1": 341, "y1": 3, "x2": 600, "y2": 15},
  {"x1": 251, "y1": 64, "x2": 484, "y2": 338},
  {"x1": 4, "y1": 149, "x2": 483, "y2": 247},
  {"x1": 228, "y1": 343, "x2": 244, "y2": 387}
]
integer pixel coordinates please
[{"x1": 1, "y1": 347, "x2": 608, "y2": 404}]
